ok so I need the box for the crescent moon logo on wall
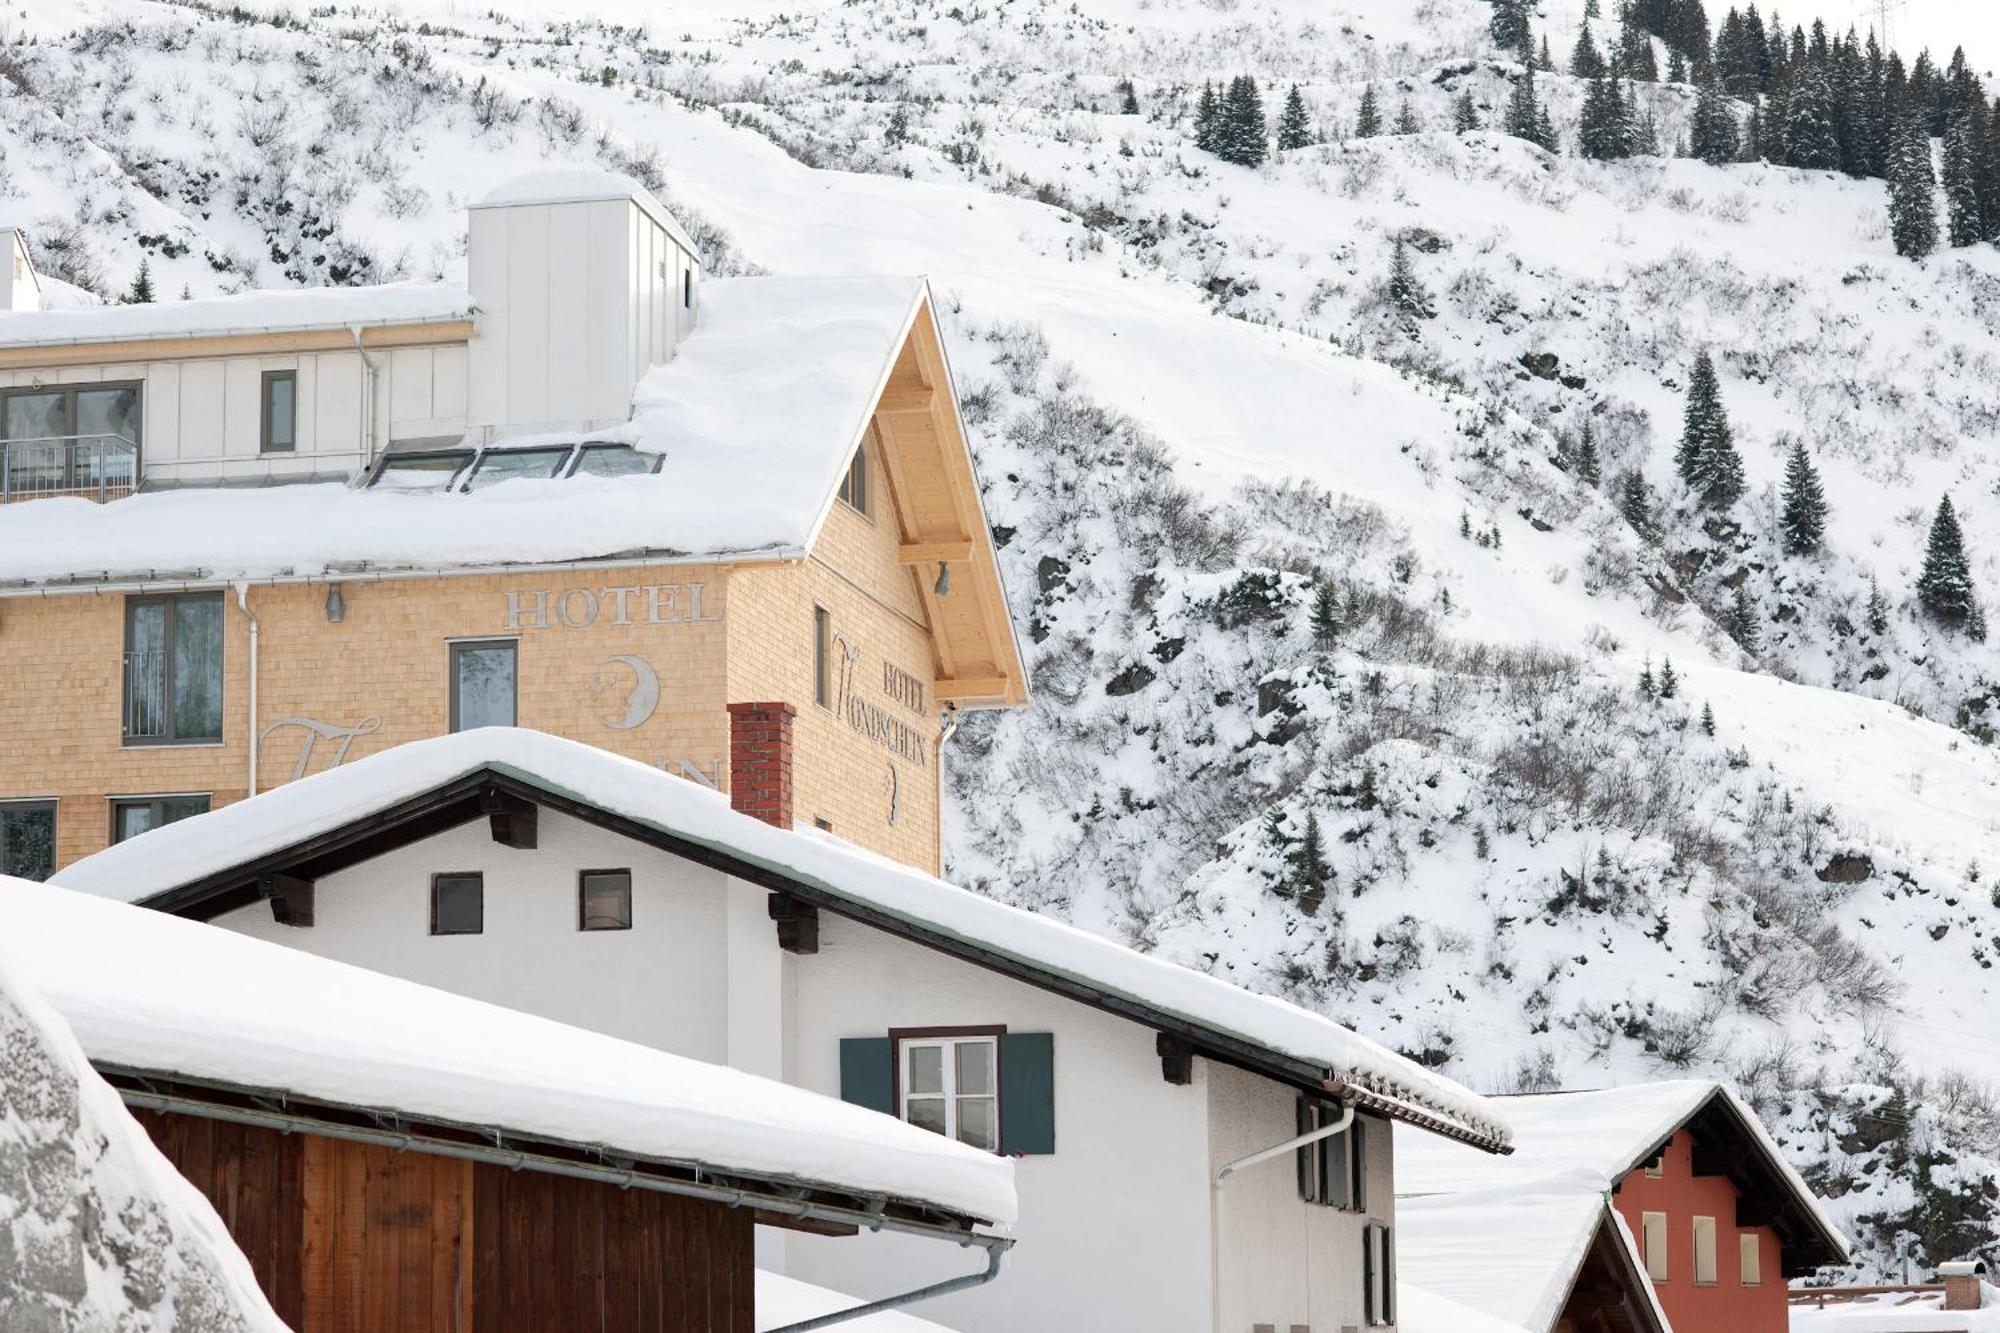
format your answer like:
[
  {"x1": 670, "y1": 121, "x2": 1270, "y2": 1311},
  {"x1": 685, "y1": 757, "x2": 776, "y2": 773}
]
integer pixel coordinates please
[{"x1": 591, "y1": 655, "x2": 661, "y2": 731}]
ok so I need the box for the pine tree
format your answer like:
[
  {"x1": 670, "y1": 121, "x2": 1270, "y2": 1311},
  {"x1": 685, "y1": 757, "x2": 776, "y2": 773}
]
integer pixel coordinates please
[
  {"x1": 1576, "y1": 419, "x2": 1603, "y2": 486},
  {"x1": 1119, "y1": 79, "x2": 1141, "y2": 115},
  {"x1": 1310, "y1": 580, "x2": 1342, "y2": 648},
  {"x1": 1785, "y1": 65, "x2": 1840, "y2": 168},
  {"x1": 1727, "y1": 584, "x2": 1763, "y2": 651},
  {"x1": 1690, "y1": 74, "x2": 1740, "y2": 164},
  {"x1": 1356, "y1": 85, "x2": 1382, "y2": 138},
  {"x1": 1943, "y1": 114, "x2": 1984, "y2": 246},
  {"x1": 1571, "y1": 20, "x2": 1607, "y2": 79},
  {"x1": 1490, "y1": 0, "x2": 1530, "y2": 54},
  {"x1": 1700, "y1": 700, "x2": 1716, "y2": 735},
  {"x1": 1505, "y1": 65, "x2": 1546, "y2": 147},
  {"x1": 1394, "y1": 100, "x2": 1420, "y2": 135},
  {"x1": 1579, "y1": 73, "x2": 1635, "y2": 159},
  {"x1": 124, "y1": 258, "x2": 155, "y2": 305},
  {"x1": 1866, "y1": 577, "x2": 1891, "y2": 635},
  {"x1": 1658, "y1": 656, "x2": 1680, "y2": 697},
  {"x1": 1887, "y1": 114, "x2": 1939, "y2": 258},
  {"x1": 1454, "y1": 88, "x2": 1481, "y2": 133},
  {"x1": 1276, "y1": 85, "x2": 1312, "y2": 150},
  {"x1": 1778, "y1": 440, "x2": 1827, "y2": 554},
  {"x1": 1667, "y1": 47, "x2": 1687, "y2": 84},
  {"x1": 1388, "y1": 237, "x2": 1431, "y2": 321},
  {"x1": 1289, "y1": 811, "x2": 1332, "y2": 915},
  {"x1": 1221, "y1": 75, "x2": 1269, "y2": 166},
  {"x1": 1538, "y1": 35, "x2": 1556, "y2": 72},
  {"x1": 1620, "y1": 470, "x2": 1660, "y2": 541},
  {"x1": 1195, "y1": 81, "x2": 1220, "y2": 153},
  {"x1": 1917, "y1": 494, "x2": 1983, "y2": 633},
  {"x1": 1638, "y1": 657, "x2": 1657, "y2": 697},
  {"x1": 1676, "y1": 350, "x2": 1746, "y2": 506},
  {"x1": 1620, "y1": 3, "x2": 1659, "y2": 80}
]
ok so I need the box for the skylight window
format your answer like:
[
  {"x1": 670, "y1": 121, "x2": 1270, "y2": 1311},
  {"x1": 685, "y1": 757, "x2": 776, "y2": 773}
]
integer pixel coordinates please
[{"x1": 364, "y1": 442, "x2": 661, "y2": 492}]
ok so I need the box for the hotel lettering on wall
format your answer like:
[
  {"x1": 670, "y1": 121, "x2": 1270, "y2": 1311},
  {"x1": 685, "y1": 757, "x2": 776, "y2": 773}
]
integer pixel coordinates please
[
  {"x1": 833, "y1": 634, "x2": 930, "y2": 769},
  {"x1": 503, "y1": 583, "x2": 722, "y2": 631}
]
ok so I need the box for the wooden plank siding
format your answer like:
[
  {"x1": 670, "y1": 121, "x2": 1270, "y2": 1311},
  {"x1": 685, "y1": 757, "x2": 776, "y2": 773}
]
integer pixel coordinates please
[{"x1": 136, "y1": 1109, "x2": 753, "y2": 1333}]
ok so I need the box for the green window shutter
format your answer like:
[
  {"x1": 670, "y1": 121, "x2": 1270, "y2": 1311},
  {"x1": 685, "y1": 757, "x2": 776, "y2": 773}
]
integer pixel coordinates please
[
  {"x1": 839, "y1": 1037, "x2": 894, "y2": 1115},
  {"x1": 1363, "y1": 1223, "x2": 1378, "y2": 1325},
  {"x1": 1320, "y1": 1108, "x2": 1351, "y2": 1209},
  {"x1": 1296, "y1": 1096, "x2": 1317, "y2": 1202},
  {"x1": 1383, "y1": 1225, "x2": 1397, "y2": 1324},
  {"x1": 999, "y1": 1032, "x2": 1055, "y2": 1155},
  {"x1": 1349, "y1": 1115, "x2": 1368, "y2": 1213}
]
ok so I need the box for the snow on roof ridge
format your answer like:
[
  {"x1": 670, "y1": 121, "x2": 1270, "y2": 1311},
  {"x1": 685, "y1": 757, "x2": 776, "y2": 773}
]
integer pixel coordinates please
[
  {"x1": 54, "y1": 727, "x2": 1509, "y2": 1149},
  {"x1": 0, "y1": 280, "x2": 475, "y2": 349},
  {"x1": 474, "y1": 168, "x2": 704, "y2": 262},
  {"x1": 5, "y1": 876, "x2": 1017, "y2": 1226}
]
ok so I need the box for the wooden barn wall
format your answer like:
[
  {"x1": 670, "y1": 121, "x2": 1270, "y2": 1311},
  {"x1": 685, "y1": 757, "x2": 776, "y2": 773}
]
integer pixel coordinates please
[
  {"x1": 472, "y1": 1160, "x2": 753, "y2": 1333},
  {"x1": 136, "y1": 1109, "x2": 754, "y2": 1333}
]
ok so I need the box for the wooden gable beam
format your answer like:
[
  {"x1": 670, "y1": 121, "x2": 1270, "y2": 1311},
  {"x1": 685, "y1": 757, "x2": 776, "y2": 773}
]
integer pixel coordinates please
[
  {"x1": 256, "y1": 871, "x2": 315, "y2": 928},
  {"x1": 898, "y1": 539, "x2": 974, "y2": 566},
  {"x1": 480, "y1": 787, "x2": 538, "y2": 849},
  {"x1": 935, "y1": 676, "x2": 1014, "y2": 703}
]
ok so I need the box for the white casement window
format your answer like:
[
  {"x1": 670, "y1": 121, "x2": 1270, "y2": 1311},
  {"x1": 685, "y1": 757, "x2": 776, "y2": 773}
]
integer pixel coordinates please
[
  {"x1": 1692, "y1": 1216, "x2": 1718, "y2": 1284},
  {"x1": 1740, "y1": 1232, "x2": 1762, "y2": 1286},
  {"x1": 900, "y1": 1034, "x2": 999, "y2": 1151},
  {"x1": 1643, "y1": 1211, "x2": 1669, "y2": 1282}
]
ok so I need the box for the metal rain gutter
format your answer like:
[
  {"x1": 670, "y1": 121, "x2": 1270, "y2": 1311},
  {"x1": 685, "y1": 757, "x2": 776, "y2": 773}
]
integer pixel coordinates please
[{"x1": 764, "y1": 1241, "x2": 1008, "y2": 1332}]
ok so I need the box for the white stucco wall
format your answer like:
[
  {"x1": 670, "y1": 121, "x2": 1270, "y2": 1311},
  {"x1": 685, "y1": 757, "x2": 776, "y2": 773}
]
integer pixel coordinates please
[{"x1": 1209, "y1": 1064, "x2": 1397, "y2": 1333}]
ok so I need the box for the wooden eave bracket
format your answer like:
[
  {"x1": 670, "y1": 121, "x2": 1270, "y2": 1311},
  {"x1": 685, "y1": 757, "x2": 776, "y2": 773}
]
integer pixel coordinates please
[
  {"x1": 1156, "y1": 1032, "x2": 1195, "y2": 1086},
  {"x1": 256, "y1": 871, "x2": 315, "y2": 928},
  {"x1": 768, "y1": 892, "x2": 820, "y2": 955},
  {"x1": 480, "y1": 788, "x2": 538, "y2": 849}
]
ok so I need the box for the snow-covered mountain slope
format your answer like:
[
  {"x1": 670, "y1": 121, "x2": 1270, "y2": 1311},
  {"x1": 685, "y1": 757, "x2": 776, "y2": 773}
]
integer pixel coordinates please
[{"x1": 7, "y1": 0, "x2": 2000, "y2": 1279}]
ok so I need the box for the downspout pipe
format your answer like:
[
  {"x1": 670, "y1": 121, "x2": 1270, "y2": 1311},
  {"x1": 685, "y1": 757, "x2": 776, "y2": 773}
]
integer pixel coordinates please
[
  {"x1": 1210, "y1": 1099, "x2": 1355, "y2": 1333},
  {"x1": 765, "y1": 1238, "x2": 1009, "y2": 1332},
  {"x1": 349, "y1": 324, "x2": 381, "y2": 464},
  {"x1": 233, "y1": 582, "x2": 258, "y2": 797}
]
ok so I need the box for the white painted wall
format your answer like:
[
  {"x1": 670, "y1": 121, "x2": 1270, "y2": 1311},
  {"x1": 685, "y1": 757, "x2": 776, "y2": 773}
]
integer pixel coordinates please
[
  {"x1": 203, "y1": 818, "x2": 1397, "y2": 1333},
  {"x1": 465, "y1": 191, "x2": 697, "y2": 439},
  {"x1": 3, "y1": 231, "x2": 40, "y2": 312},
  {"x1": 0, "y1": 342, "x2": 469, "y2": 485}
]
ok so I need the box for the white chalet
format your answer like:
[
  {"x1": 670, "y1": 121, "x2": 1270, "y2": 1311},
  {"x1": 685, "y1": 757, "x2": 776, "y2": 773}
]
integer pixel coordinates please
[{"x1": 56, "y1": 727, "x2": 1514, "y2": 1333}]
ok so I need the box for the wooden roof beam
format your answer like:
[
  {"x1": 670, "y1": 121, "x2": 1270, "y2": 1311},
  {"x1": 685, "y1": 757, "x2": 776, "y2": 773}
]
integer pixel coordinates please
[
  {"x1": 899, "y1": 539, "x2": 974, "y2": 565},
  {"x1": 935, "y1": 676, "x2": 1013, "y2": 703}
]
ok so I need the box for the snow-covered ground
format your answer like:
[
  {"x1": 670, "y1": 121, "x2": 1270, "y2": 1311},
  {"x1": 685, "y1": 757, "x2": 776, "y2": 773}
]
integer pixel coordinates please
[{"x1": 5, "y1": 0, "x2": 2000, "y2": 1280}]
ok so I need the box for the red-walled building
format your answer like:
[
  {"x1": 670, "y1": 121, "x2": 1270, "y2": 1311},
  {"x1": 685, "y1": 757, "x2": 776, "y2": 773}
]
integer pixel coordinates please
[{"x1": 1397, "y1": 1081, "x2": 1849, "y2": 1333}]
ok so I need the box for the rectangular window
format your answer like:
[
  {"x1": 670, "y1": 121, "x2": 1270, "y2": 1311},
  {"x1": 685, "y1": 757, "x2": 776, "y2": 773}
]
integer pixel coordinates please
[
  {"x1": 1643, "y1": 1211, "x2": 1669, "y2": 1282},
  {"x1": 1644, "y1": 1144, "x2": 1667, "y2": 1178},
  {"x1": 1692, "y1": 1216, "x2": 1718, "y2": 1284},
  {"x1": 813, "y1": 606, "x2": 832, "y2": 708},
  {"x1": 0, "y1": 801, "x2": 56, "y2": 881},
  {"x1": 123, "y1": 593, "x2": 224, "y2": 744},
  {"x1": 683, "y1": 268, "x2": 693, "y2": 309},
  {"x1": 111, "y1": 794, "x2": 210, "y2": 844},
  {"x1": 2, "y1": 382, "x2": 141, "y2": 493},
  {"x1": 450, "y1": 640, "x2": 517, "y2": 731},
  {"x1": 260, "y1": 371, "x2": 296, "y2": 453},
  {"x1": 429, "y1": 872, "x2": 484, "y2": 935},
  {"x1": 1739, "y1": 1232, "x2": 1762, "y2": 1286},
  {"x1": 899, "y1": 1032, "x2": 999, "y2": 1152},
  {"x1": 835, "y1": 447, "x2": 867, "y2": 515},
  {"x1": 1294, "y1": 1100, "x2": 1364, "y2": 1211},
  {"x1": 462, "y1": 445, "x2": 571, "y2": 491},
  {"x1": 578, "y1": 869, "x2": 632, "y2": 931},
  {"x1": 1363, "y1": 1222, "x2": 1396, "y2": 1326}
]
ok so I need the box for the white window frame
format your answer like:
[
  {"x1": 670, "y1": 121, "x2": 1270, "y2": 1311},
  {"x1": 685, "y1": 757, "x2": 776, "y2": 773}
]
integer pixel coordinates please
[
  {"x1": 1692, "y1": 1216, "x2": 1718, "y2": 1285},
  {"x1": 1643, "y1": 1211, "x2": 1669, "y2": 1282},
  {"x1": 898, "y1": 1033, "x2": 1000, "y2": 1152},
  {"x1": 1740, "y1": 1232, "x2": 1762, "y2": 1286}
]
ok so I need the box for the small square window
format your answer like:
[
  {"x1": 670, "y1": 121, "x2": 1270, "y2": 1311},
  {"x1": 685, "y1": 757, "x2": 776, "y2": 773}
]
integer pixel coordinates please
[
  {"x1": 430, "y1": 872, "x2": 484, "y2": 935},
  {"x1": 0, "y1": 800, "x2": 56, "y2": 881},
  {"x1": 579, "y1": 869, "x2": 632, "y2": 931}
]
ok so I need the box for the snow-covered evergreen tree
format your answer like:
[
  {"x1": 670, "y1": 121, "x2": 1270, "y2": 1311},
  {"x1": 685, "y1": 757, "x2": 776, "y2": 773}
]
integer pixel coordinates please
[
  {"x1": 1917, "y1": 494, "x2": 1983, "y2": 635},
  {"x1": 1194, "y1": 82, "x2": 1219, "y2": 153},
  {"x1": 1579, "y1": 73, "x2": 1634, "y2": 159},
  {"x1": 1388, "y1": 236, "x2": 1431, "y2": 322},
  {"x1": 1490, "y1": 0, "x2": 1529, "y2": 54},
  {"x1": 1575, "y1": 419, "x2": 1602, "y2": 486},
  {"x1": 1394, "y1": 100, "x2": 1420, "y2": 135},
  {"x1": 1619, "y1": 470, "x2": 1661, "y2": 541},
  {"x1": 1676, "y1": 350, "x2": 1746, "y2": 506},
  {"x1": 1356, "y1": 85, "x2": 1382, "y2": 139},
  {"x1": 1220, "y1": 75, "x2": 1268, "y2": 166},
  {"x1": 1779, "y1": 440, "x2": 1827, "y2": 554},
  {"x1": 123, "y1": 258, "x2": 155, "y2": 305},
  {"x1": 1943, "y1": 115, "x2": 1983, "y2": 247},
  {"x1": 1571, "y1": 20, "x2": 1607, "y2": 79},
  {"x1": 1727, "y1": 583, "x2": 1763, "y2": 651},
  {"x1": 1888, "y1": 115, "x2": 1939, "y2": 258},
  {"x1": 1691, "y1": 75, "x2": 1740, "y2": 164},
  {"x1": 1453, "y1": 89, "x2": 1481, "y2": 133},
  {"x1": 1275, "y1": 85, "x2": 1311, "y2": 151},
  {"x1": 1786, "y1": 66, "x2": 1840, "y2": 169}
]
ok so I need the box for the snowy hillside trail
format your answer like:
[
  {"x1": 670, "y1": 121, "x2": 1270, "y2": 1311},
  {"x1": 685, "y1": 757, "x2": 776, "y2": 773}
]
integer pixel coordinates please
[{"x1": 7, "y1": 0, "x2": 2000, "y2": 1277}]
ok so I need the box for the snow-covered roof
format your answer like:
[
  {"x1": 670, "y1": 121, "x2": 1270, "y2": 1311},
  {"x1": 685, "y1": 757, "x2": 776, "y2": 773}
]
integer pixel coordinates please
[
  {"x1": 1396, "y1": 1283, "x2": 1536, "y2": 1333},
  {"x1": 1395, "y1": 1081, "x2": 1846, "y2": 1260},
  {"x1": 0, "y1": 275, "x2": 925, "y2": 587},
  {"x1": 1791, "y1": 1285, "x2": 2000, "y2": 1332},
  {"x1": 474, "y1": 167, "x2": 704, "y2": 262},
  {"x1": 1, "y1": 876, "x2": 1016, "y2": 1228},
  {"x1": 0, "y1": 280, "x2": 474, "y2": 348},
  {"x1": 54, "y1": 727, "x2": 1511, "y2": 1151},
  {"x1": 1397, "y1": 1177, "x2": 1667, "y2": 1333},
  {"x1": 0, "y1": 939, "x2": 288, "y2": 1332}
]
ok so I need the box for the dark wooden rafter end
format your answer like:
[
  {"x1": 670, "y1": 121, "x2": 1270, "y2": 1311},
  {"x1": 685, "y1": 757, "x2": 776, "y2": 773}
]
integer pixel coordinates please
[
  {"x1": 1156, "y1": 1032, "x2": 1195, "y2": 1086},
  {"x1": 256, "y1": 871, "x2": 315, "y2": 928},
  {"x1": 767, "y1": 892, "x2": 820, "y2": 955}
]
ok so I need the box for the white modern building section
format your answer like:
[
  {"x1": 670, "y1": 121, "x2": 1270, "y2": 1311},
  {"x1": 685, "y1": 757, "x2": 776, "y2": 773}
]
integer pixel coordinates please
[
  {"x1": 0, "y1": 170, "x2": 699, "y2": 496},
  {"x1": 56, "y1": 727, "x2": 1514, "y2": 1333}
]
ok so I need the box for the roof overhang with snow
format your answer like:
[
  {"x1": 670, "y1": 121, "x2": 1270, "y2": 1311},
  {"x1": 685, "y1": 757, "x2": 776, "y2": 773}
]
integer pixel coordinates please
[
  {"x1": 56, "y1": 729, "x2": 1505, "y2": 1152},
  {"x1": 2, "y1": 876, "x2": 1014, "y2": 1237}
]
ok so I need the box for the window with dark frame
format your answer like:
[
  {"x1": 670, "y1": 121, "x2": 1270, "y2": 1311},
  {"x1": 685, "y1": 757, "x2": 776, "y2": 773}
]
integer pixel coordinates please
[
  {"x1": 260, "y1": 370, "x2": 297, "y2": 453},
  {"x1": 578, "y1": 869, "x2": 632, "y2": 931},
  {"x1": 835, "y1": 446, "x2": 867, "y2": 515},
  {"x1": 1, "y1": 382, "x2": 142, "y2": 490},
  {"x1": 110, "y1": 794, "x2": 211, "y2": 845},
  {"x1": 1362, "y1": 1222, "x2": 1396, "y2": 1326},
  {"x1": 813, "y1": 606, "x2": 832, "y2": 708},
  {"x1": 429, "y1": 872, "x2": 484, "y2": 935},
  {"x1": 1295, "y1": 1100, "x2": 1366, "y2": 1211},
  {"x1": 0, "y1": 800, "x2": 56, "y2": 882},
  {"x1": 123, "y1": 592, "x2": 224, "y2": 745},
  {"x1": 449, "y1": 640, "x2": 517, "y2": 731}
]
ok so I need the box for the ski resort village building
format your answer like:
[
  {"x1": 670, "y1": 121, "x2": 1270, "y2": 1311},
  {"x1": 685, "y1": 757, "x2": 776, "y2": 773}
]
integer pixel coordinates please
[
  {"x1": 0, "y1": 875, "x2": 1016, "y2": 1333},
  {"x1": 0, "y1": 169, "x2": 1025, "y2": 878},
  {"x1": 1396, "y1": 1083, "x2": 1850, "y2": 1333},
  {"x1": 55, "y1": 727, "x2": 1516, "y2": 1333}
]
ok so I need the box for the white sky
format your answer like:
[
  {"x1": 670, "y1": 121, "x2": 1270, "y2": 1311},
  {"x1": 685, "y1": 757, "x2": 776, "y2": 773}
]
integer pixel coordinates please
[{"x1": 1777, "y1": 0, "x2": 2000, "y2": 71}]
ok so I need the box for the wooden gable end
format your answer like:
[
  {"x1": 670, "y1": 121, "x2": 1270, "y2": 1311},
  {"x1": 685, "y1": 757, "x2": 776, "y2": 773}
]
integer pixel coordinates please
[{"x1": 853, "y1": 296, "x2": 1028, "y2": 710}]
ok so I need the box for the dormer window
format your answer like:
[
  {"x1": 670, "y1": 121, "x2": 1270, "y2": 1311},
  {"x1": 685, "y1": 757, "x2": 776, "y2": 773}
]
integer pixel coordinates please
[
  {"x1": 836, "y1": 447, "x2": 868, "y2": 515},
  {"x1": 463, "y1": 445, "x2": 570, "y2": 490}
]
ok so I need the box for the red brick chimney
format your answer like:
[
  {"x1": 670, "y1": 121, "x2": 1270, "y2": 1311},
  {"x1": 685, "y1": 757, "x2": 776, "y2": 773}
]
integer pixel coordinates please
[
  {"x1": 727, "y1": 702, "x2": 797, "y2": 829},
  {"x1": 1942, "y1": 1261, "x2": 1988, "y2": 1311}
]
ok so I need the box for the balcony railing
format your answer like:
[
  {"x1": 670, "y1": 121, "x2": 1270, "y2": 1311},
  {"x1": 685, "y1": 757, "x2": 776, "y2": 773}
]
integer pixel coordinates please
[
  {"x1": 2, "y1": 435, "x2": 140, "y2": 503},
  {"x1": 123, "y1": 649, "x2": 168, "y2": 741}
]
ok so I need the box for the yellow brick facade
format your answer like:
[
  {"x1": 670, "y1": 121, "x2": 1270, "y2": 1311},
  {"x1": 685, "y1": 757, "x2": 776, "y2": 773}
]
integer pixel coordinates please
[{"x1": 0, "y1": 473, "x2": 946, "y2": 872}]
